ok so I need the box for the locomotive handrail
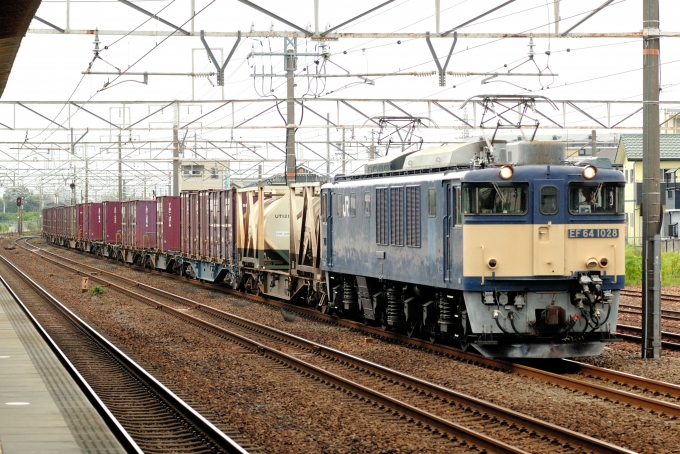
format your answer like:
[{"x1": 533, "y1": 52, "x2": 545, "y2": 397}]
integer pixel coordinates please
[
  {"x1": 480, "y1": 244, "x2": 485, "y2": 286},
  {"x1": 612, "y1": 244, "x2": 618, "y2": 284}
]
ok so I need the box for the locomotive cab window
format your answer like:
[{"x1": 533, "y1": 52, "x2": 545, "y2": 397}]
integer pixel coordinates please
[
  {"x1": 539, "y1": 186, "x2": 559, "y2": 215},
  {"x1": 336, "y1": 194, "x2": 343, "y2": 217},
  {"x1": 569, "y1": 184, "x2": 624, "y2": 214},
  {"x1": 455, "y1": 187, "x2": 463, "y2": 225},
  {"x1": 321, "y1": 193, "x2": 327, "y2": 223},
  {"x1": 463, "y1": 184, "x2": 528, "y2": 215}
]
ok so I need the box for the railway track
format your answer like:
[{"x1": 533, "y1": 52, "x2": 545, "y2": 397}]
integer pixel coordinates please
[
  {"x1": 620, "y1": 288, "x2": 680, "y2": 303},
  {"x1": 0, "y1": 252, "x2": 248, "y2": 454},
  {"x1": 27, "y1": 238, "x2": 680, "y2": 414},
  {"x1": 614, "y1": 324, "x2": 680, "y2": 349},
  {"x1": 618, "y1": 304, "x2": 680, "y2": 321},
  {"x1": 17, "y1": 238, "x2": 642, "y2": 453}
]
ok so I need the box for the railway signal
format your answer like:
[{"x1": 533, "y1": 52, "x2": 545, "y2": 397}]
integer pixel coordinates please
[{"x1": 16, "y1": 197, "x2": 21, "y2": 207}]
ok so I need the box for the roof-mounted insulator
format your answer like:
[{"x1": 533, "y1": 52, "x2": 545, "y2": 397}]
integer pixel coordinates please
[
  {"x1": 93, "y1": 29, "x2": 100, "y2": 56},
  {"x1": 527, "y1": 33, "x2": 535, "y2": 60}
]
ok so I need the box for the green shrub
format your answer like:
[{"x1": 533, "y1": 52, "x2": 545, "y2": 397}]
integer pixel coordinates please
[
  {"x1": 662, "y1": 250, "x2": 680, "y2": 286},
  {"x1": 90, "y1": 286, "x2": 106, "y2": 296},
  {"x1": 625, "y1": 243, "x2": 642, "y2": 286},
  {"x1": 625, "y1": 245, "x2": 680, "y2": 287}
]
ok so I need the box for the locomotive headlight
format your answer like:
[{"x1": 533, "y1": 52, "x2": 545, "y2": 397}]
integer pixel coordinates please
[
  {"x1": 586, "y1": 258, "x2": 598, "y2": 268},
  {"x1": 499, "y1": 165, "x2": 514, "y2": 180},
  {"x1": 600, "y1": 258, "x2": 609, "y2": 267},
  {"x1": 582, "y1": 165, "x2": 597, "y2": 180},
  {"x1": 487, "y1": 258, "x2": 498, "y2": 269}
]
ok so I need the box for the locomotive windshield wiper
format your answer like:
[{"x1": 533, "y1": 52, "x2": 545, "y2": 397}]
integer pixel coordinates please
[{"x1": 491, "y1": 182, "x2": 506, "y2": 205}]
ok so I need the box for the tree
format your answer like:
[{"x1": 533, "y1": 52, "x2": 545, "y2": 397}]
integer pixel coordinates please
[{"x1": 3, "y1": 186, "x2": 40, "y2": 212}]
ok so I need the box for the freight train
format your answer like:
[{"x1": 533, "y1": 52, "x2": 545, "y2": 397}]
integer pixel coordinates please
[{"x1": 42, "y1": 141, "x2": 625, "y2": 358}]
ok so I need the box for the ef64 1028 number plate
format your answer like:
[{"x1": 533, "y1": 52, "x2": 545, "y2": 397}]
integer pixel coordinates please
[{"x1": 568, "y1": 228, "x2": 619, "y2": 238}]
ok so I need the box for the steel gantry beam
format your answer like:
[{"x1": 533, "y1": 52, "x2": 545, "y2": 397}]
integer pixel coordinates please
[
  {"x1": 26, "y1": 29, "x2": 680, "y2": 39},
  {"x1": 1, "y1": 96, "x2": 677, "y2": 202}
]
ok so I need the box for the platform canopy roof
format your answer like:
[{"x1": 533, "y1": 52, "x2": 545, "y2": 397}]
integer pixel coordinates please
[{"x1": 0, "y1": 0, "x2": 41, "y2": 99}]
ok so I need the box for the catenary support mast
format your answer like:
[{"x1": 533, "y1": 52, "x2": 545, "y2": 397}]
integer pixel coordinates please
[{"x1": 642, "y1": 0, "x2": 661, "y2": 359}]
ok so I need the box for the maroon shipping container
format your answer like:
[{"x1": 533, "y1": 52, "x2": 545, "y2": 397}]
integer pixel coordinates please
[
  {"x1": 84, "y1": 203, "x2": 103, "y2": 241},
  {"x1": 56, "y1": 207, "x2": 62, "y2": 236},
  {"x1": 156, "y1": 196, "x2": 180, "y2": 252},
  {"x1": 42, "y1": 208, "x2": 48, "y2": 235},
  {"x1": 208, "y1": 189, "x2": 235, "y2": 262},
  {"x1": 49, "y1": 207, "x2": 55, "y2": 235},
  {"x1": 75, "y1": 204, "x2": 84, "y2": 239},
  {"x1": 64, "y1": 206, "x2": 71, "y2": 237},
  {"x1": 103, "y1": 201, "x2": 122, "y2": 244},
  {"x1": 68, "y1": 205, "x2": 77, "y2": 238},
  {"x1": 47, "y1": 208, "x2": 53, "y2": 235},
  {"x1": 207, "y1": 191, "x2": 220, "y2": 260},
  {"x1": 180, "y1": 192, "x2": 200, "y2": 257},
  {"x1": 58, "y1": 206, "x2": 65, "y2": 236},
  {"x1": 198, "y1": 190, "x2": 211, "y2": 258},
  {"x1": 179, "y1": 192, "x2": 191, "y2": 256},
  {"x1": 122, "y1": 200, "x2": 157, "y2": 249}
]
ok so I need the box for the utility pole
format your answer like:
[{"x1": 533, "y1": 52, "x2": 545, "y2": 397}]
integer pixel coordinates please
[
  {"x1": 285, "y1": 38, "x2": 297, "y2": 185},
  {"x1": 591, "y1": 130, "x2": 597, "y2": 157},
  {"x1": 370, "y1": 130, "x2": 376, "y2": 160},
  {"x1": 642, "y1": 0, "x2": 661, "y2": 359},
  {"x1": 326, "y1": 113, "x2": 330, "y2": 180},
  {"x1": 118, "y1": 134, "x2": 123, "y2": 201},
  {"x1": 173, "y1": 102, "x2": 180, "y2": 195}
]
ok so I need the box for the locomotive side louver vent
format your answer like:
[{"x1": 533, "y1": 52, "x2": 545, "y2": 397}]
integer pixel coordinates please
[
  {"x1": 376, "y1": 188, "x2": 388, "y2": 245},
  {"x1": 390, "y1": 187, "x2": 404, "y2": 246},
  {"x1": 406, "y1": 186, "x2": 421, "y2": 247}
]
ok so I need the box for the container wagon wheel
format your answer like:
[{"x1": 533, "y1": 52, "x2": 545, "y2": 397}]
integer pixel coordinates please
[{"x1": 245, "y1": 276, "x2": 260, "y2": 296}]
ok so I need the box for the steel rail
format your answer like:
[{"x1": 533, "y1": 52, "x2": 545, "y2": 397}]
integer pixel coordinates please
[
  {"x1": 616, "y1": 324, "x2": 680, "y2": 348},
  {"x1": 0, "y1": 269, "x2": 142, "y2": 454},
  {"x1": 620, "y1": 289, "x2": 680, "y2": 303},
  {"x1": 31, "y1": 239, "x2": 680, "y2": 421},
  {"x1": 21, "y1": 241, "x2": 529, "y2": 453},
  {"x1": 0, "y1": 252, "x2": 248, "y2": 454},
  {"x1": 618, "y1": 303, "x2": 680, "y2": 321},
  {"x1": 564, "y1": 359, "x2": 680, "y2": 399},
  {"x1": 23, "y1": 240, "x2": 636, "y2": 453}
]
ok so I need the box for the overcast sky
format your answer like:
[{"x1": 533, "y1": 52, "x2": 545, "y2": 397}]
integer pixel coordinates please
[
  {"x1": 5, "y1": 0, "x2": 677, "y2": 103},
  {"x1": 0, "y1": 0, "x2": 678, "y2": 192}
]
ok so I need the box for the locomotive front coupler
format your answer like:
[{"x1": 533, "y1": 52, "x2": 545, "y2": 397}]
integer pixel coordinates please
[{"x1": 572, "y1": 272, "x2": 611, "y2": 308}]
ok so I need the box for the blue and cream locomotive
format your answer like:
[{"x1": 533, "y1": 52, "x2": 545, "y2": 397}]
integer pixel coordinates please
[{"x1": 321, "y1": 142, "x2": 625, "y2": 358}]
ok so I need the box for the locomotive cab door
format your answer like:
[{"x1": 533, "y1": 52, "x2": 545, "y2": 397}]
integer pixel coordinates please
[
  {"x1": 443, "y1": 184, "x2": 453, "y2": 282},
  {"x1": 533, "y1": 181, "x2": 565, "y2": 275},
  {"x1": 323, "y1": 191, "x2": 332, "y2": 267}
]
